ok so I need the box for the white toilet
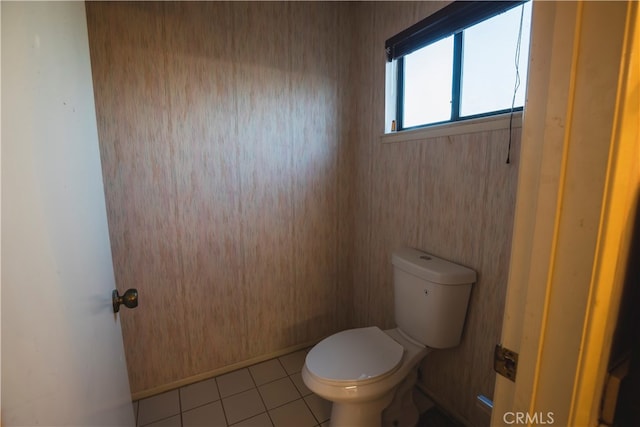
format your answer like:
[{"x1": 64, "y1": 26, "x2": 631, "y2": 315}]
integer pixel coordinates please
[{"x1": 302, "y1": 247, "x2": 476, "y2": 427}]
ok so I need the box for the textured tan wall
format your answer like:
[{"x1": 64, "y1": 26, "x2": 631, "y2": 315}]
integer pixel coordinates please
[
  {"x1": 87, "y1": 2, "x2": 520, "y2": 423},
  {"x1": 356, "y1": 129, "x2": 520, "y2": 427},
  {"x1": 349, "y1": 3, "x2": 521, "y2": 426},
  {"x1": 86, "y1": 1, "x2": 352, "y2": 396}
]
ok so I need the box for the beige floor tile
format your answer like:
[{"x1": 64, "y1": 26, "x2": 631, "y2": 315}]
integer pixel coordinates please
[
  {"x1": 182, "y1": 400, "x2": 227, "y2": 427},
  {"x1": 222, "y1": 388, "x2": 266, "y2": 425},
  {"x1": 180, "y1": 377, "x2": 220, "y2": 411},
  {"x1": 230, "y1": 412, "x2": 273, "y2": 427},
  {"x1": 303, "y1": 394, "x2": 331, "y2": 424},
  {"x1": 249, "y1": 359, "x2": 287, "y2": 386},
  {"x1": 217, "y1": 368, "x2": 255, "y2": 398},
  {"x1": 138, "y1": 390, "x2": 180, "y2": 426},
  {"x1": 268, "y1": 399, "x2": 316, "y2": 427},
  {"x1": 278, "y1": 350, "x2": 307, "y2": 375},
  {"x1": 289, "y1": 372, "x2": 312, "y2": 396},
  {"x1": 258, "y1": 377, "x2": 300, "y2": 410}
]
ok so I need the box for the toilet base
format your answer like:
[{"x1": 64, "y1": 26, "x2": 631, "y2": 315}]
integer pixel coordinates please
[
  {"x1": 381, "y1": 366, "x2": 420, "y2": 427},
  {"x1": 328, "y1": 366, "x2": 421, "y2": 427},
  {"x1": 329, "y1": 392, "x2": 394, "y2": 427}
]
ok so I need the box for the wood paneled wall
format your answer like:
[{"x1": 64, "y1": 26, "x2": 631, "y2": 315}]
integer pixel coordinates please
[
  {"x1": 349, "y1": 3, "x2": 521, "y2": 426},
  {"x1": 86, "y1": 1, "x2": 352, "y2": 396},
  {"x1": 354, "y1": 129, "x2": 520, "y2": 427},
  {"x1": 88, "y1": 2, "x2": 521, "y2": 423}
]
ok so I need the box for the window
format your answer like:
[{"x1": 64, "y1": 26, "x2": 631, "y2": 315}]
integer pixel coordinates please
[{"x1": 386, "y1": 1, "x2": 532, "y2": 131}]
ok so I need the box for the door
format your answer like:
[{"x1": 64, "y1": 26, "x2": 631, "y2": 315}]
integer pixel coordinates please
[
  {"x1": 492, "y1": 1, "x2": 639, "y2": 426},
  {"x1": 1, "y1": 2, "x2": 135, "y2": 425}
]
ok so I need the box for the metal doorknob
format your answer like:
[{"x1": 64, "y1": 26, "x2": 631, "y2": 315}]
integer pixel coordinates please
[{"x1": 112, "y1": 288, "x2": 138, "y2": 313}]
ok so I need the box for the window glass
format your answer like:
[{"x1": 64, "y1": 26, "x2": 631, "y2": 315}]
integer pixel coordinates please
[
  {"x1": 460, "y1": 2, "x2": 532, "y2": 117},
  {"x1": 403, "y1": 35, "x2": 454, "y2": 127}
]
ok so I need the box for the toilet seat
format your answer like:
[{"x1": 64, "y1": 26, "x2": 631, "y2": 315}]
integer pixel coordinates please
[{"x1": 305, "y1": 327, "x2": 404, "y2": 384}]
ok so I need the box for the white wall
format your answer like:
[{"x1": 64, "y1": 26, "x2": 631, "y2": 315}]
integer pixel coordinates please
[{"x1": 1, "y1": 2, "x2": 134, "y2": 425}]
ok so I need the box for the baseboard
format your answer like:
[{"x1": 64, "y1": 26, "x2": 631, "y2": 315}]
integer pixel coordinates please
[{"x1": 131, "y1": 339, "x2": 319, "y2": 401}]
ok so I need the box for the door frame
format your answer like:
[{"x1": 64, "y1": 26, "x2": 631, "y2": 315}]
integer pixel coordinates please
[{"x1": 492, "y1": 1, "x2": 639, "y2": 425}]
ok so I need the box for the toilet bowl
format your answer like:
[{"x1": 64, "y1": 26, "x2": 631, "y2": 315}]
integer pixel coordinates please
[
  {"x1": 302, "y1": 327, "x2": 430, "y2": 427},
  {"x1": 302, "y1": 247, "x2": 476, "y2": 427}
]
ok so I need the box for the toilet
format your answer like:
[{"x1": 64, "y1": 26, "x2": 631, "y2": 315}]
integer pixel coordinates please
[{"x1": 302, "y1": 247, "x2": 476, "y2": 427}]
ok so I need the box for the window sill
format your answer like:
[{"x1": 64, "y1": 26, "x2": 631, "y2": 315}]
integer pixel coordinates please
[{"x1": 380, "y1": 111, "x2": 522, "y2": 144}]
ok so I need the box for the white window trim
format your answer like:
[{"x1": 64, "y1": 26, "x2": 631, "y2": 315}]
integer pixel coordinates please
[
  {"x1": 384, "y1": 60, "x2": 398, "y2": 134},
  {"x1": 380, "y1": 110, "x2": 522, "y2": 144}
]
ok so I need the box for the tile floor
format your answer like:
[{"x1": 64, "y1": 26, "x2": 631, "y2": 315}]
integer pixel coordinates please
[
  {"x1": 134, "y1": 348, "x2": 440, "y2": 427},
  {"x1": 134, "y1": 349, "x2": 331, "y2": 427}
]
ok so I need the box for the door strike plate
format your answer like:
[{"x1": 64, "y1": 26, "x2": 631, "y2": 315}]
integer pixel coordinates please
[{"x1": 494, "y1": 344, "x2": 518, "y2": 382}]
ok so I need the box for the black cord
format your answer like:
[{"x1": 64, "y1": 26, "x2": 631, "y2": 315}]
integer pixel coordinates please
[{"x1": 507, "y1": 4, "x2": 526, "y2": 164}]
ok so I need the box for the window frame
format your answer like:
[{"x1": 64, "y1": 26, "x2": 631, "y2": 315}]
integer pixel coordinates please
[{"x1": 387, "y1": 0, "x2": 529, "y2": 132}]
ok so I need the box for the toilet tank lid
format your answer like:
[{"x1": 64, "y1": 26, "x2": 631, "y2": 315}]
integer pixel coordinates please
[{"x1": 392, "y1": 247, "x2": 476, "y2": 285}]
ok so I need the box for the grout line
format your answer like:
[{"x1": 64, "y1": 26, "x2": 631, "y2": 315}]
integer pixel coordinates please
[
  {"x1": 138, "y1": 414, "x2": 180, "y2": 427},
  {"x1": 215, "y1": 381, "x2": 225, "y2": 427},
  {"x1": 177, "y1": 388, "x2": 183, "y2": 427},
  {"x1": 275, "y1": 357, "x2": 288, "y2": 376},
  {"x1": 219, "y1": 400, "x2": 230, "y2": 427},
  {"x1": 250, "y1": 370, "x2": 271, "y2": 422},
  {"x1": 300, "y1": 396, "x2": 318, "y2": 425},
  {"x1": 177, "y1": 384, "x2": 224, "y2": 414},
  {"x1": 266, "y1": 411, "x2": 276, "y2": 427},
  {"x1": 246, "y1": 365, "x2": 259, "y2": 386}
]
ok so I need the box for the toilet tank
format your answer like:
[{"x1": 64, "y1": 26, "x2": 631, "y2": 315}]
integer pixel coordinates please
[{"x1": 392, "y1": 247, "x2": 476, "y2": 349}]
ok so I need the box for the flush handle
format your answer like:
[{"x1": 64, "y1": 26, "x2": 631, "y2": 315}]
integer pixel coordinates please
[{"x1": 112, "y1": 288, "x2": 138, "y2": 313}]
